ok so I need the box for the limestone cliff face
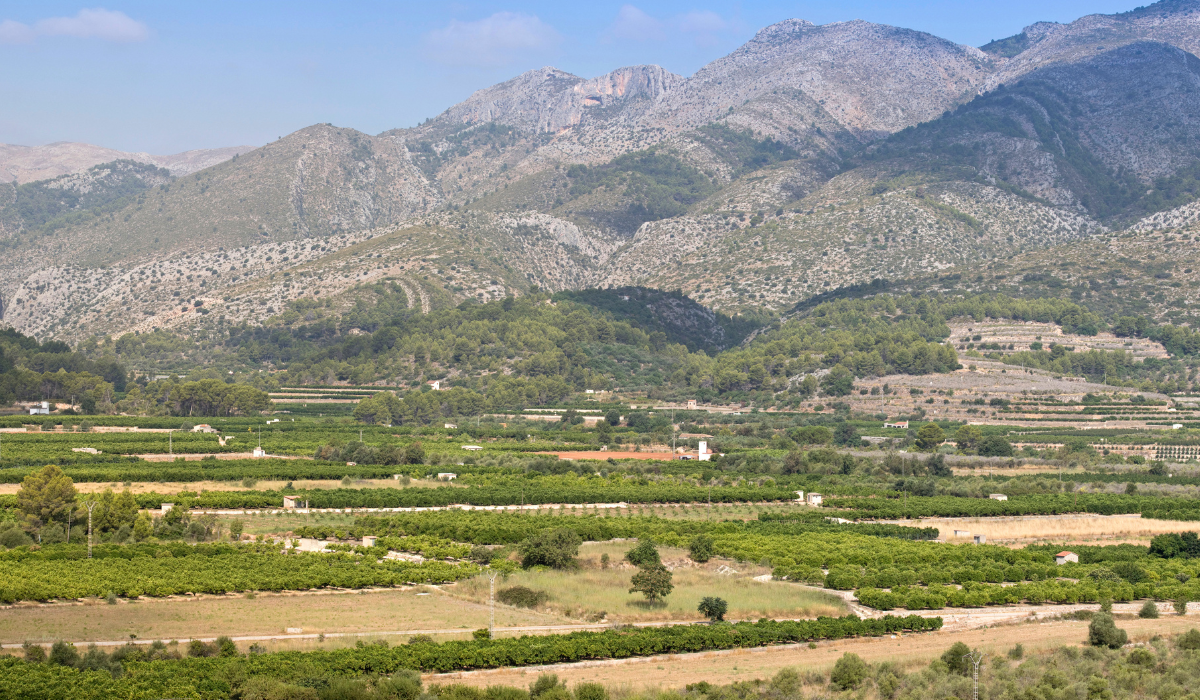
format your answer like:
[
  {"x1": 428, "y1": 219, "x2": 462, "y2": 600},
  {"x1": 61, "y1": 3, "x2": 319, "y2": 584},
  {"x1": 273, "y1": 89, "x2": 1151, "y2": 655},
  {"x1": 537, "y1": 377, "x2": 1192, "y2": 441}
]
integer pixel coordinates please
[{"x1": 428, "y1": 65, "x2": 682, "y2": 134}]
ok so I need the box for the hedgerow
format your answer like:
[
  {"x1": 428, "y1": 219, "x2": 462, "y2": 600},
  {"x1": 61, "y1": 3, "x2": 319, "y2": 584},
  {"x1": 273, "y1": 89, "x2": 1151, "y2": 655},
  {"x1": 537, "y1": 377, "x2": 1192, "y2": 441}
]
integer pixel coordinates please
[{"x1": 0, "y1": 615, "x2": 942, "y2": 699}]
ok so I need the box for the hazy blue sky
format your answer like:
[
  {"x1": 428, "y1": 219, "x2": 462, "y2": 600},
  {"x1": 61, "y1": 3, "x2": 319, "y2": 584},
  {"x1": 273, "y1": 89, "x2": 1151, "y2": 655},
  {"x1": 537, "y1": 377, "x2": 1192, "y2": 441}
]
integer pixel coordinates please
[{"x1": 0, "y1": 1, "x2": 1144, "y2": 154}]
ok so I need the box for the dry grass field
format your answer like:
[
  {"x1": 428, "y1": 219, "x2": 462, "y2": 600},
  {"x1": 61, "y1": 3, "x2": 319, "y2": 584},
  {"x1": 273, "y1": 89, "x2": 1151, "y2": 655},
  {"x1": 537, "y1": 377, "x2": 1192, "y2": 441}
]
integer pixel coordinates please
[
  {"x1": 453, "y1": 543, "x2": 847, "y2": 623},
  {"x1": 0, "y1": 587, "x2": 568, "y2": 646},
  {"x1": 430, "y1": 616, "x2": 1200, "y2": 692}
]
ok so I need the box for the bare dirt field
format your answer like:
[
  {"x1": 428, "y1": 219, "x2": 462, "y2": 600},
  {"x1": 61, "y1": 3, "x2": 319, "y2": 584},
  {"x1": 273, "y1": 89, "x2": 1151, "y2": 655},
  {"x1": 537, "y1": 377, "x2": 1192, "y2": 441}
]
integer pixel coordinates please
[
  {"x1": 0, "y1": 586, "x2": 568, "y2": 646},
  {"x1": 904, "y1": 513, "x2": 1200, "y2": 546},
  {"x1": 429, "y1": 616, "x2": 1199, "y2": 692}
]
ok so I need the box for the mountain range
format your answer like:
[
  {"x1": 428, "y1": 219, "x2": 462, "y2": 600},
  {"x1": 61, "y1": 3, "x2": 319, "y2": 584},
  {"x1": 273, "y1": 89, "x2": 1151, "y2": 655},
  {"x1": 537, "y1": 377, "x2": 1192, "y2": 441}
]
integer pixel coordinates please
[{"x1": 3, "y1": 0, "x2": 1200, "y2": 345}]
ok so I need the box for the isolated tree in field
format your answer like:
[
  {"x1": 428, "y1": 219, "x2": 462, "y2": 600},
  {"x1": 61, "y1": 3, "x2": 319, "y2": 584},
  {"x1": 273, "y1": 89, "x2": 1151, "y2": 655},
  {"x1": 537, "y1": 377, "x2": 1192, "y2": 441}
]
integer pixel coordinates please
[
  {"x1": 518, "y1": 528, "x2": 581, "y2": 569},
  {"x1": 625, "y1": 540, "x2": 661, "y2": 568},
  {"x1": 17, "y1": 465, "x2": 77, "y2": 529},
  {"x1": 698, "y1": 596, "x2": 727, "y2": 622},
  {"x1": 1088, "y1": 613, "x2": 1128, "y2": 648},
  {"x1": 689, "y1": 534, "x2": 714, "y2": 563},
  {"x1": 915, "y1": 423, "x2": 946, "y2": 451},
  {"x1": 1176, "y1": 597, "x2": 1190, "y2": 615},
  {"x1": 1140, "y1": 600, "x2": 1160, "y2": 619},
  {"x1": 629, "y1": 564, "x2": 673, "y2": 602}
]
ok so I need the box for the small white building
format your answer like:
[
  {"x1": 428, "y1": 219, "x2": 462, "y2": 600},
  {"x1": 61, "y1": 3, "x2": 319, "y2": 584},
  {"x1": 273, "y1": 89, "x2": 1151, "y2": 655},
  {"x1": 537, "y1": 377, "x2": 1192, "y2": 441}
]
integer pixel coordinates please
[
  {"x1": 428, "y1": 380, "x2": 441, "y2": 391},
  {"x1": 989, "y1": 493, "x2": 1008, "y2": 501},
  {"x1": 362, "y1": 535, "x2": 377, "y2": 547},
  {"x1": 806, "y1": 492, "x2": 823, "y2": 506},
  {"x1": 160, "y1": 503, "x2": 175, "y2": 515},
  {"x1": 444, "y1": 423, "x2": 458, "y2": 429},
  {"x1": 191, "y1": 424, "x2": 219, "y2": 433},
  {"x1": 953, "y1": 529, "x2": 970, "y2": 538},
  {"x1": 437, "y1": 472, "x2": 458, "y2": 480},
  {"x1": 883, "y1": 421, "x2": 908, "y2": 429},
  {"x1": 974, "y1": 534, "x2": 987, "y2": 544},
  {"x1": 283, "y1": 496, "x2": 298, "y2": 509},
  {"x1": 794, "y1": 490, "x2": 805, "y2": 502},
  {"x1": 253, "y1": 446, "x2": 267, "y2": 458},
  {"x1": 687, "y1": 399, "x2": 697, "y2": 410},
  {"x1": 461, "y1": 445, "x2": 482, "y2": 451},
  {"x1": 698, "y1": 440, "x2": 712, "y2": 462},
  {"x1": 1056, "y1": 551, "x2": 1079, "y2": 565},
  {"x1": 29, "y1": 401, "x2": 50, "y2": 416}
]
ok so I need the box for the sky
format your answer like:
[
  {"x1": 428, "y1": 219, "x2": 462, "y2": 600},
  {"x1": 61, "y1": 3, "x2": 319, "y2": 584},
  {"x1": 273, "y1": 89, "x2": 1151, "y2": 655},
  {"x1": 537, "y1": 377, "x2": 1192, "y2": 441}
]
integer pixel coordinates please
[{"x1": 0, "y1": 1, "x2": 1147, "y2": 154}]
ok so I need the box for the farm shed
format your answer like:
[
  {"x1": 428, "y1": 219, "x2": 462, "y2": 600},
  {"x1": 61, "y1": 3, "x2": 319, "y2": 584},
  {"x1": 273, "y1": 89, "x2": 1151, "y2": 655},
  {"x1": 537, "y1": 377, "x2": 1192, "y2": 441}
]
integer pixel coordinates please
[
  {"x1": 191, "y1": 424, "x2": 219, "y2": 433},
  {"x1": 438, "y1": 472, "x2": 458, "y2": 480},
  {"x1": 883, "y1": 421, "x2": 908, "y2": 429},
  {"x1": 806, "y1": 493, "x2": 823, "y2": 506},
  {"x1": 989, "y1": 494, "x2": 1008, "y2": 501},
  {"x1": 953, "y1": 530, "x2": 970, "y2": 537},
  {"x1": 974, "y1": 534, "x2": 986, "y2": 544},
  {"x1": 1056, "y1": 551, "x2": 1079, "y2": 565},
  {"x1": 283, "y1": 496, "x2": 298, "y2": 509}
]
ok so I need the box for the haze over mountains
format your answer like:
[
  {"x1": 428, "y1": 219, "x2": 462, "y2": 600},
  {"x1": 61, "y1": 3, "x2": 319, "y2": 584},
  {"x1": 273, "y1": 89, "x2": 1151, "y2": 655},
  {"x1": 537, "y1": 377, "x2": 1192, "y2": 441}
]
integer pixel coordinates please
[
  {"x1": 4, "y1": 0, "x2": 1200, "y2": 344},
  {"x1": 0, "y1": 142, "x2": 255, "y2": 184}
]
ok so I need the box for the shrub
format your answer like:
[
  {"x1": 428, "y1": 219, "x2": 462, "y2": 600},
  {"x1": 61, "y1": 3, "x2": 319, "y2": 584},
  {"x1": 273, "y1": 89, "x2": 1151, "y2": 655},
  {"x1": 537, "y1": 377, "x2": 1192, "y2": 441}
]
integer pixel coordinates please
[
  {"x1": 408, "y1": 635, "x2": 435, "y2": 645},
  {"x1": 518, "y1": 528, "x2": 581, "y2": 569},
  {"x1": 472, "y1": 628, "x2": 492, "y2": 640},
  {"x1": 469, "y1": 545, "x2": 498, "y2": 564},
  {"x1": 626, "y1": 540, "x2": 661, "y2": 568},
  {"x1": 1177, "y1": 628, "x2": 1200, "y2": 650},
  {"x1": 574, "y1": 683, "x2": 607, "y2": 700},
  {"x1": 1177, "y1": 598, "x2": 1191, "y2": 616},
  {"x1": 0, "y1": 525, "x2": 32, "y2": 548},
  {"x1": 497, "y1": 586, "x2": 549, "y2": 609},
  {"x1": 23, "y1": 642, "x2": 46, "y2": 663},
  {"x1": 689, "y1": 534, "x2": 714, "y2": 563},
  {"x1": 830, "y1": 652, "x2": 867, "y2": 689},
  {"x1": 1140, "y1": 600, "x2": 1160, "y2": 619},
  {"x1": 698, "y1": 596, "x2": 728, "y2": 622},
  {"x1": 48, "y1": 641, "x2": 79, "y2": 666},
  {"x1": 1007, "y1": 643, "x2": 1024, "y2": 660},
  {"x1": 1088, "y1": 613, "x2": 1128, "y2": 648},
  {"x1": 529, "y1": 674, "x2": 564, "y2": 699},
  {"x1": 941, "y1": 641, "x2": 972, "y2": 675}
]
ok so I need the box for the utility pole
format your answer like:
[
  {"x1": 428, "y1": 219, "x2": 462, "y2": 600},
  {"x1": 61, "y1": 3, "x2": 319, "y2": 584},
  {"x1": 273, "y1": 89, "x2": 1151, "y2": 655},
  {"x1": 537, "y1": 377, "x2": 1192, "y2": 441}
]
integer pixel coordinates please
[
  {"x1": 488, "y1": 571, "x2": 498, "y2": 635},
  {"x1": 169, "y1": 430, "x2": 173, "y2": 455},
  {"x1": 84, "y1": 500, "x2": 97, "y2": 558},
  {"x1": 963, "y1": 651, "x2": 984, "y2": 700}
]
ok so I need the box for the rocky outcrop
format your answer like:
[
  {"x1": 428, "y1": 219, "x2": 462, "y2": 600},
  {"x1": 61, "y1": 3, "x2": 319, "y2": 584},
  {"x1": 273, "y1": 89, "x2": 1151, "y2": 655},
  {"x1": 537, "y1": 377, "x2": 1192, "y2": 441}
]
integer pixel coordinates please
[
  {"x1": 428, "y1": 65, "x2": 682, "y2": 134},
  {"x1": 629, "y1": 19, "x2": 992, "y2": 142}
]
